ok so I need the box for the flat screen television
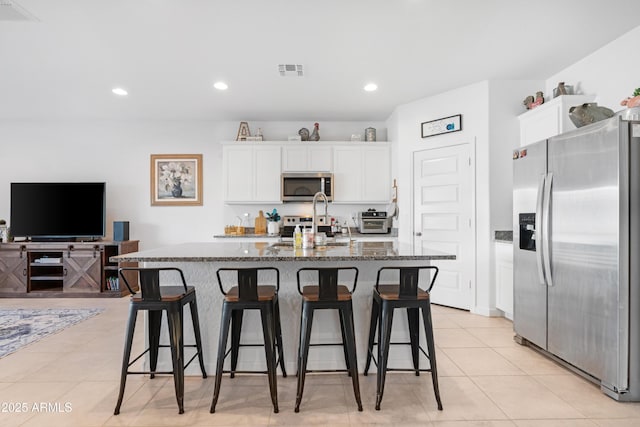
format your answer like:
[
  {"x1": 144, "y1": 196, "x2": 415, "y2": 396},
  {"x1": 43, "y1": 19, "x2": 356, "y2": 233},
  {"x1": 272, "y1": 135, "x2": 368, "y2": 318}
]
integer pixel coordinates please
[{"x1": 10, "y1": 182, "x2": 106, "y2": 241}]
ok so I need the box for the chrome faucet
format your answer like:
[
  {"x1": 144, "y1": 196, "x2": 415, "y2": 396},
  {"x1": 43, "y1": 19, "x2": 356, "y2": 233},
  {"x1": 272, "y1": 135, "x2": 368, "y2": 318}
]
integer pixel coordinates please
[
  {"x1": 345, "y1": 219, "x2": 355, "y2": 246},
  {"x1": 312, "y1": 191, "x2": 329, "y2": 236}
]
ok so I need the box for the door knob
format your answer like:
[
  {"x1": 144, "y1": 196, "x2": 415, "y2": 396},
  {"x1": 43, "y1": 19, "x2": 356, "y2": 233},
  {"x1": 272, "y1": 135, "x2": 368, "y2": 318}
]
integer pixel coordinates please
[{"x1": 414, "y1": 232, "x2": 422, "y2": 237}]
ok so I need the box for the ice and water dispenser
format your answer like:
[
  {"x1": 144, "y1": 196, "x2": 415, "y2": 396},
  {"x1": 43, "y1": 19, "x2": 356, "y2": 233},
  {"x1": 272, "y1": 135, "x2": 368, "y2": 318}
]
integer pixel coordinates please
[{"x1": 519, "y1": 213, "x2": 536, "y2": 251}]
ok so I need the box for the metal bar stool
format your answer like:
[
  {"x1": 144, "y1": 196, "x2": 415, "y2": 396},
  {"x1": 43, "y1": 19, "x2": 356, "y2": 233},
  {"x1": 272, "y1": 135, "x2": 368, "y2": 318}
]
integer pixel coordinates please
[
  {"x1": 114, "y1": 267, "x2": 207, "y2": 415},
  {"x1": 210, "y1": 267, "x2": 286, "y2": 414},
  {"x1": 295, "y1": 267, "x2": 363, "y2": 412},
  {"x1": 363, "y1": 266, "x2": 442, "y2": 411}
]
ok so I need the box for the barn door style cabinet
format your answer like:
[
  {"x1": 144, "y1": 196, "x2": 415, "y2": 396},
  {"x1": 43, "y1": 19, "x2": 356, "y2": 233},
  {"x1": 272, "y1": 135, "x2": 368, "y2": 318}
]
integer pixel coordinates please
[{"x1": 0, "y1": 240, "x2": 138, "y2": 297}]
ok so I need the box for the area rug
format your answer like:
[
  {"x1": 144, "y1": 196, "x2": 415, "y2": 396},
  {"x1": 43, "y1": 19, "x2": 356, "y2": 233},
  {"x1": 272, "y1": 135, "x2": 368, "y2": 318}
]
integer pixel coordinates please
[{"x1": 0, "y1": 308, "x2": 104, "y2": 358}]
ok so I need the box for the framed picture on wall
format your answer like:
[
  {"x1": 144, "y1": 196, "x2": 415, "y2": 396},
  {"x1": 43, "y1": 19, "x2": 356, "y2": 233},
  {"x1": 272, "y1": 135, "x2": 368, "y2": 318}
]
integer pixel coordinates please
[
  {"x1": 421, "y1": 114, "x2": 462, "y2": 138},
  {"x1": 150, "y1": 154, "x2": 203, "y2": 206}
]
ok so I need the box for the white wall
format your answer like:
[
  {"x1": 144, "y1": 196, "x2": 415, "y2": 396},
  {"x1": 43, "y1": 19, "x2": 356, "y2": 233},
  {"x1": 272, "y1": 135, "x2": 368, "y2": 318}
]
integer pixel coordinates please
[
  {"x1": 389, "y1": 79, "x2": 541, "y2": 316},
  {"x1": 0, "y1": 120, "x2": 385, "y2": 249},
  {"x1": 488, "y1": 80, "x2": 543, "y2": 233},
  {"x1": 487, "y1": 79, "x2": 543, "y2": 313},
  {"x1": 390, "y1": 81, "x2": 491, "y2": 314},
  {"x1": 545, "y1": 25, "x2": 640, "y2": 111}
]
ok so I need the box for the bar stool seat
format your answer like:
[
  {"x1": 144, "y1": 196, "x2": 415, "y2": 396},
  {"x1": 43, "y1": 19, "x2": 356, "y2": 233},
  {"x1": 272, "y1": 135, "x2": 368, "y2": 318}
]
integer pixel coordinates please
[
  {"x1": 302, "y1": 284, "x2": 352, "y2": 301},
  {"x1": 226, "y1": 285, "x2": 277, "y2": 301},
  {"x1": 210, "y1": 267, "x2": 286, "y2": 414},
  {"x1": 364, "y1": 266, "x2": 443, "y2": 411},
  {"x1": 114, "y1": 267, "x2": 207, "y2": 415},
  {"x1": 130, "y1": 285, "x2": 195, "y2": 302},
  {"x1": 376, "y1": 284, "x2": 430, "y2": 300},
  {"x1": 295, "y1": 267, "x2": 363, "y2": 413}
]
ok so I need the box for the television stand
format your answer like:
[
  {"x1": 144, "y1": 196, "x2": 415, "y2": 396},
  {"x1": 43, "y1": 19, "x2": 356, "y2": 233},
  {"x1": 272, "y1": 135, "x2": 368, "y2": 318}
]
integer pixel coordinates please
[
  {"x1": 0, "y1": 240, "x2": 139, "y2": 298},
  {"x1": 30, "y1": 237, "x2": 78, "y2": 243}
]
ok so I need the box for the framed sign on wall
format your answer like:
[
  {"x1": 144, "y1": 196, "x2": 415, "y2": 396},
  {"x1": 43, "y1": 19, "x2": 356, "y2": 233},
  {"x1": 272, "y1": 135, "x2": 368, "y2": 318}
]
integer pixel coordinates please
[{"x1": 421, "y1": 114, "x2": 462, "y2": 138}]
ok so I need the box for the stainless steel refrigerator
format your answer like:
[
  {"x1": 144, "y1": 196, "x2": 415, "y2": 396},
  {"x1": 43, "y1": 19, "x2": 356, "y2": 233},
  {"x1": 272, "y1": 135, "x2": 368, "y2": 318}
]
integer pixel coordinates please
[{"x1": 513, "y1": 108, "x2": 640, "y2": 401}]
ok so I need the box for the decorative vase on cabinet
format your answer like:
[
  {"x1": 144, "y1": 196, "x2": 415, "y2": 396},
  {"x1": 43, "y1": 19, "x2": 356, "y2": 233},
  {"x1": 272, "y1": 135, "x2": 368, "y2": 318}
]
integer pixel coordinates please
[
  {"x1": 267, "y1": 222, "x2": 280, "y2": 236},
  {"x1": 518, "y1": 94, "x2": 596, "y2": 146}
]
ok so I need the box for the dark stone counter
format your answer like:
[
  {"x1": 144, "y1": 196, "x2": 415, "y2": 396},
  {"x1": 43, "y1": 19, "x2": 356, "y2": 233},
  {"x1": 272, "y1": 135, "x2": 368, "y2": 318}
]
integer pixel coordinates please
[
  {"x1": 111, "y1": 241, "x2": 454, "y2": 263},
  {"x1": 495, "y1": 230, "x2": 513, "y2": 243}
]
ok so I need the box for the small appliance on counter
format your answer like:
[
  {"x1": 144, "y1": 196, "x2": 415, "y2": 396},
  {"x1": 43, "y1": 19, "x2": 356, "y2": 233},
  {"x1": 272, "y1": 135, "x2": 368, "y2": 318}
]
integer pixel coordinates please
[
  {"x1": 281, "y1": 215, "x2": 333, "y2": 238},
  {"x1": 357, "y1": 209, "x2": 391, "y2": 234}
]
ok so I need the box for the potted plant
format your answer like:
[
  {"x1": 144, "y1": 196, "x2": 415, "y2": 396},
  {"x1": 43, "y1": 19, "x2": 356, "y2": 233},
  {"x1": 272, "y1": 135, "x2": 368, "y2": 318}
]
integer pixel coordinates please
[
  {"x1": 0, "y1": 219, "x2": 7, "y2": 243},
  {"x1": 266, "y1": 209, "x2": 281, "y2": 235},
  {"x1": 620, "y1": 88, "x2": 640, "y2": 108}
]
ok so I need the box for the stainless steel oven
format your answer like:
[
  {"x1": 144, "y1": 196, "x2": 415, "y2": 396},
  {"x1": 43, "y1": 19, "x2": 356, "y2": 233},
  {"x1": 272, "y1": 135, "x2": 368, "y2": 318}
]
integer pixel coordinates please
[{"x1": 281, "y1": 172, "x2": 333, "y2": 202}]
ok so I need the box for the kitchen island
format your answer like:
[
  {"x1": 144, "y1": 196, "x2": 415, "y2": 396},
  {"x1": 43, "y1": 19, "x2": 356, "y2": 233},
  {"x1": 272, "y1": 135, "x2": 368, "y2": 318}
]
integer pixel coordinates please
[{"x1": 113, "y1": 241, "x2": 454, "y2": 374}]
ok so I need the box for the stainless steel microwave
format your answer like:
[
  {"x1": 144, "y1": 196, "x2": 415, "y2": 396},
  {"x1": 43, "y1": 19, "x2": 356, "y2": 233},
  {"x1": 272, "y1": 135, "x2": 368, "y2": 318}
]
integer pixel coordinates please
[{"x1": 281, "y1": 172, "x2": 333, "y2": 202}]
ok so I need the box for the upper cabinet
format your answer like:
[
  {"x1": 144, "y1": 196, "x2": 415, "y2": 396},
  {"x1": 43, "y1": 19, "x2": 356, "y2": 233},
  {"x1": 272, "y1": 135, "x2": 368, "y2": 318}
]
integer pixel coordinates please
[
  {"x1": 282, "y1": 144, "x2": 332, "y2": 172},
  {"x1": 333, "y1": 144, "x2": 391, "y2": 203},
  {"x1": 518, "y1": 94, "x2": 596, "y2": 146},
  {"x1": 223, "y1": 145, "x2": 281, "y2": 203},
  {"x1": 222, "y1": 141, "x2": 391, "y2": 204}
]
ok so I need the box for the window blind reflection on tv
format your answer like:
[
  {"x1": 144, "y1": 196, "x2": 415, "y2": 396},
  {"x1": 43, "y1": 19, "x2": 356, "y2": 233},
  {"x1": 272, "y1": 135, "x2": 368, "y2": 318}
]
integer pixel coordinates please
[{"x1": 10, "y1": 182, "x2": 106, "y2": 240}]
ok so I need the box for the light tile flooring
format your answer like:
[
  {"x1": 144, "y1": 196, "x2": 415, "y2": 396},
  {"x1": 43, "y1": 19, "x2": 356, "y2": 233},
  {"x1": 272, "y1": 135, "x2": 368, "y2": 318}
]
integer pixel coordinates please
[{"x1": 1, "y1": 297, "x2": 640, "y2": 426}]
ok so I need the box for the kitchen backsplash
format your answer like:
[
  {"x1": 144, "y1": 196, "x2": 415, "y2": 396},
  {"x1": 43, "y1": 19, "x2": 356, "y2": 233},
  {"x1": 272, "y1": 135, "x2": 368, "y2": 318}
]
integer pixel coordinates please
[{"x1": 224, "y1": 203, "x2": 394, "y2": 230}]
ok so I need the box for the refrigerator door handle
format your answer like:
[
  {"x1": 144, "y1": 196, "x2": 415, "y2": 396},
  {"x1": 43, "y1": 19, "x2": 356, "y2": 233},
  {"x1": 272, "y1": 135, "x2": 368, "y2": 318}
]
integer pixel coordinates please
[
  {"x1": 542, "y1": 172, "x2": 554, "y2": 287},
  {"x1": 535, "y1": 173, "x2": 546, "y2": 285}
]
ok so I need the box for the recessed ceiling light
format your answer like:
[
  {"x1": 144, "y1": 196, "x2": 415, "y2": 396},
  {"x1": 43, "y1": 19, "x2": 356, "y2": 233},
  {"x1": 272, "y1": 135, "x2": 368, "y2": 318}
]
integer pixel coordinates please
[
  {"x1": 364, "y1": 83, "x2": 378, "y2": 92},
  {"x1": 213, "y1": 81, "x2": 228, "y2": 90},
  {"x1": 112, "y1": 87, "x2": 128, "y2": 96}
]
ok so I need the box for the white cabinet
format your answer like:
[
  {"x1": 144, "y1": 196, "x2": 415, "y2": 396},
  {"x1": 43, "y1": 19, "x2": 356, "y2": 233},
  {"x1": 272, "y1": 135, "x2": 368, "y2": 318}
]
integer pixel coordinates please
[
  {"x1": 495, "y1": 241, "x2": 513, "y2": 319},
  {"x1": 282, "y1": 144, "x2": 332, "y2": 172},
  {"x1": 222, "y1": 141, "x2": 390, "y2": 204},
  {"x1": 223, "y1": 145, "x2": 281, "y2": 203},
  {"x1": 333, "y1": 144, "x2": 390, "y2": 203},
  {"x1": 518, "y1": 94, "x2": 595, "y2": 146}
]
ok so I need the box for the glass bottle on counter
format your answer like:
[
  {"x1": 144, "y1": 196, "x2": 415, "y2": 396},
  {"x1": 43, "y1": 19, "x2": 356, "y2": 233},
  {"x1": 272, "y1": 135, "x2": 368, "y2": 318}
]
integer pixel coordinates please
[
  {"x1": 302, "y1": 228, "x2": 314, "y2": 248},
  {"x1": 294, "y1": 225, "x2": 302, "y2": 248}
]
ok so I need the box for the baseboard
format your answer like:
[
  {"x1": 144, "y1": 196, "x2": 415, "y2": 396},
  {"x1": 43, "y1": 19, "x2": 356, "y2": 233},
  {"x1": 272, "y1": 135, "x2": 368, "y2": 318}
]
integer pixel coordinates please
[{"x1": 471, "y1": 306, "x2": 504, "y2": 317}]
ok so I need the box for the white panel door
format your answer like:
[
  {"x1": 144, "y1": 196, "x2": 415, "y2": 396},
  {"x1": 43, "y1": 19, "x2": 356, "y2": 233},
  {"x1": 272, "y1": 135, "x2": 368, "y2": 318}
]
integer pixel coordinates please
[{"x1": 413, "y1": 143, "x2": 474, "y2": 309}]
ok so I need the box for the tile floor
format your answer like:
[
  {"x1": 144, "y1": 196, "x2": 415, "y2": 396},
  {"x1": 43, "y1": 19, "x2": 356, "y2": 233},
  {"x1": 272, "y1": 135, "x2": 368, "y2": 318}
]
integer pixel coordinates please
[{"x1": 1, "y1": 297, "x2": 640, "y2": 426}]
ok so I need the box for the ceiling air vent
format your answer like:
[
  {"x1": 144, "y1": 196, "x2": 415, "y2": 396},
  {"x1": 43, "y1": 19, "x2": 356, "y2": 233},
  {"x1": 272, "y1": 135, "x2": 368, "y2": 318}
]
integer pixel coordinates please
[
  {"x1": 0, "y1": 0, "x2": 39, "y2": 21},
  {"x1": 278, "y1": 64, "x2": 304, "y2": 77}
]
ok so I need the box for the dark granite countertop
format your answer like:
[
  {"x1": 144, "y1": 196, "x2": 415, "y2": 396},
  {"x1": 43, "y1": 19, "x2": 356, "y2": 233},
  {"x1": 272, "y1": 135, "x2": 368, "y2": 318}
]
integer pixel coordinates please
[
  {"x1": 111, "y1": 241, "x2": 454, "y2": 263},
  {"x1": 495, "y1": 230, "x2": 513, "y2": 243}
]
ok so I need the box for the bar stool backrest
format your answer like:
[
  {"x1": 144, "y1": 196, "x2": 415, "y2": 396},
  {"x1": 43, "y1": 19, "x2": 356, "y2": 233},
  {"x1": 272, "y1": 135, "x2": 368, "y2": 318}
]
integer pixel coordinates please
[
  {"x1": 119, "y1": 267, "x2": 189, "y2": 302},
  {"x1": 297, "y1": 267, "x2": 358, "y2": 301},
  {"x1": 375, "y1": 266, "x2": 439, "y2": 299},
  {"x1": 216, "y1": 267, "x2": 280, "y2": 301}
]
